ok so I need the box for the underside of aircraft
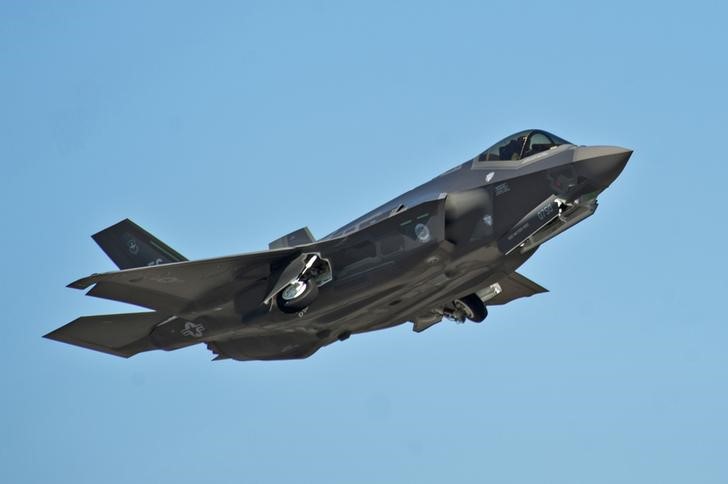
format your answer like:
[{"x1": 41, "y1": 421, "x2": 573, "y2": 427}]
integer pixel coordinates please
[{"x1": 45, "y1": 129, "x2": 631, "y2": 362}]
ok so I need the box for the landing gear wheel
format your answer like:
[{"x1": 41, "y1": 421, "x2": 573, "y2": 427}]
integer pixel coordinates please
[
  {"x1": 453, "y1": 294, "x2": 487, "y2": 323},
  {"x1": 277, "y1": 279, "x2": 319, "y2": 314}
]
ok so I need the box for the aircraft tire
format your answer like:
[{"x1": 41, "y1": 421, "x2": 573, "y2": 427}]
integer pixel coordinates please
[
  {"x1": 454, "y1": 294, "x2": 487, "y2": 323},
  {"x1": 277, "y1": 279, "x2": 319, "y2": 314}
]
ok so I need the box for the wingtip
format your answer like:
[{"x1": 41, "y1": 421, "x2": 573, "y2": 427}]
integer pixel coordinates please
[
  {"x1": 67, "y1": 274, "x2": 99, "y2": 290},
  {"x1": 43, "y1": 326, "x2": 67, "y2": 341}
]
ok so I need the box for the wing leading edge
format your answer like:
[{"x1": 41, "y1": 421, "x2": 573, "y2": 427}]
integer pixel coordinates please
[{"x1": 481, "y1": 272, "x2": 548, "y2": 306}]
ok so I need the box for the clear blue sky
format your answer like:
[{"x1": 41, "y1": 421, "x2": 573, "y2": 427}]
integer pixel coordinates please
[{"x1": 2, "y1": 1, "x2": 727, "y2": 483}]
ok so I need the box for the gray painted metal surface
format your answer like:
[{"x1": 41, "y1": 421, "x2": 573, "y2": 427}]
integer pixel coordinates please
[{"x1": 45, "y1": 129, "x2": 632, "y2": 362}]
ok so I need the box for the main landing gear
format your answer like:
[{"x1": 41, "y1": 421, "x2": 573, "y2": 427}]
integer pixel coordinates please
[
  {"x1": 277, "y1": 278, "x2": 319, "y2": 314},
  {"x1": 274, "y1": 253, "x2": 332, "y2": 314},
  {"x1": 445, "y1": 294, "x2": 488, "y2": 323}
]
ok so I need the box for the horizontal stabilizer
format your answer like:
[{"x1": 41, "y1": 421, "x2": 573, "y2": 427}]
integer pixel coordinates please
[
  {"x1": 269, "y1": 227, "x2": 315, "y2": 249},
  {"x1": 44, "y1": 312, "x2": 170, "y2": 358},
  {"x1": 92, "y1": 219, "x2": 187, "y2": 270}
]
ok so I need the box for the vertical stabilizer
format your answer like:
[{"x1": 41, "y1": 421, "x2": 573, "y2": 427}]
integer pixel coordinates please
[{"x1": 92, "y1": 219, "x2": 187, "y2": 269}]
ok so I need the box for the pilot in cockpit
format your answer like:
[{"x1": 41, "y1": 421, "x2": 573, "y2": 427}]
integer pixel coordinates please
[
  {"x1": 477, "y1": 130, "x2": 571, "y2": 162},
  {"x1": 499, "y1": 135, "x2": 528, "y2": 160}
]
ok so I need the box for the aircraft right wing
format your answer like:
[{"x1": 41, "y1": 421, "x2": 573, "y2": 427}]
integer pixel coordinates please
[{"x1": 482, "y1": 272, "x2": 548, "y2": 305}]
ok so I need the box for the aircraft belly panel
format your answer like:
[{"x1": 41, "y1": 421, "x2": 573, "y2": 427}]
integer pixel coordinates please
[{"x1": 209, "y1": 330, "x2": 325, "y2": 361}]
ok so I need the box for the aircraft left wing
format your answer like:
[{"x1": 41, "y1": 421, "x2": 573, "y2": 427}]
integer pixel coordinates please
[
  {"x1": 68, "y1": 247, "x2": 300, "y2": 314},
  {"x1": 69, "y1": 198, "x2": 447, "y2": 315},
  {"x1": 52, "y1": 199, "x2": 448, "y2": 359}
]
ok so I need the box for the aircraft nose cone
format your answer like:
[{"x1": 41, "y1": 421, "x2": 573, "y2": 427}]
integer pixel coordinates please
[{"x1": 574, "y1": 146, "x2": 632, "y2": 189}]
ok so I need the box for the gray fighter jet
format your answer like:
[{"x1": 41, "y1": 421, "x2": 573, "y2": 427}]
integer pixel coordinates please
[{"x1": 45, "y1": 130, "x2": 631, "y2": 361}]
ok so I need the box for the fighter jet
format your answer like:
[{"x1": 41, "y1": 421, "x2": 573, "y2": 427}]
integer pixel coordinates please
[{"x1": 45, "y1": 129, "x2": 631, "y2": 361}]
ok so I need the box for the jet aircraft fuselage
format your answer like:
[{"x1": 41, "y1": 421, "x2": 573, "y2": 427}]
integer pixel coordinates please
[{"x1": 46, "y1": 130, "x2": 632, "y2": 361}]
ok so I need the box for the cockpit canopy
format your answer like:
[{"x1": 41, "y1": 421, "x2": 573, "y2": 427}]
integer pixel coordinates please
[{"x1": 477, "y1": 130, "x2": 571, "y2": 162}]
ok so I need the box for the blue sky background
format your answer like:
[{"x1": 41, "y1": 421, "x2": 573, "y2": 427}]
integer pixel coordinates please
[{"x1": 2, "y1": 1, "x2": 727, "y2": 483}]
